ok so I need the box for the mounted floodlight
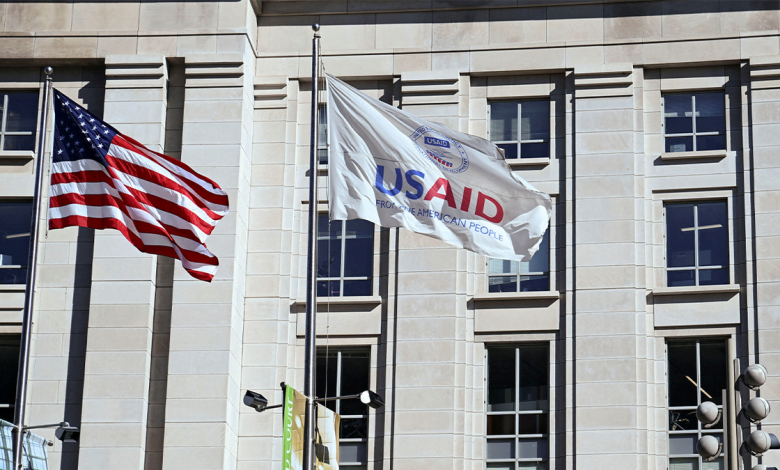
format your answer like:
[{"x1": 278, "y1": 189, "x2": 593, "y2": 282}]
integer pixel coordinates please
[
  {"x1": 696, "y1": 401, "x2": 721, "y2": 427},
  {"x1": 696, "y1": 435, "x2": 722, "y2": 461},
  {"x1": 359, "y1": 390, "x2": 384, "y2": 409},
  {"x1": 744, "y1": 430, "x2": 780, "y2": 457},
  {"x1": 54, "y1": 422, "x2": 79, "y2": 443},
  {"x1": 243, "y1": 390, "x2": 269, "y2": 412},
  {"x1": 743, "y1": 364, "x2": 768, "y2": 390},
  {"x1": 744, "y1": 397, "x2": 771, "y2": 423}
]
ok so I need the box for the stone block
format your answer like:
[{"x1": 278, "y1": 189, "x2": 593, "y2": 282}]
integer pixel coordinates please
[
  {"x1": 547, "y1": 4, "x2": 604, "y2": 43},
  {"x1": 431, "y1": 10, "x2": 488, "y2": 48},
  {"x1": 5, "y1": 2, "x2": 73, "y2": 32},
  {"x1": 604, "y1": 3, "x2": 663, "y2": 40},
  {"x1": 377, "y1": 12, "x2": 432, "y2": 49},
  {"x1": 34, "y1": 37, "x2": 98, "y2": 59}
]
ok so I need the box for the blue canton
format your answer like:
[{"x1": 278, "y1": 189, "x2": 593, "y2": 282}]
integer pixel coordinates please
[{"x1": 53, "y1": 90, "x2": 118, "y2": 166}]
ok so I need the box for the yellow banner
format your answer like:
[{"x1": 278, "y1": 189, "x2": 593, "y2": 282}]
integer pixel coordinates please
[{"x1": 282, "y1": 386, "x2": 340, "y2": 470}]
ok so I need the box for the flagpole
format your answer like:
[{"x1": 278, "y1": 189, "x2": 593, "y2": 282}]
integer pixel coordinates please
[
  {"x1": 12, "y1": 66, "x2": 53, "y2": 470},
  {"x1": 302, "y1": 24, "x2": 321, "y2": 470}
]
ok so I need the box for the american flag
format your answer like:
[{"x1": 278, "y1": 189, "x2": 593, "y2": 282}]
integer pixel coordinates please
[{"x1": 48, "y1": 90, "x2": 229, "y2": 282}]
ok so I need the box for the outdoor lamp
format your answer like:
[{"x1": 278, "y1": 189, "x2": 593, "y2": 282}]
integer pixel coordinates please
[
  {"x1": 360, "y1": 390, "x2": 384, "y2": 409},
  {"x1": 54, "y1": 422, "x2": 79, "y2": 443},
  {"x1": 243, "y1": 390, "x2": 269, "y2": 412}
]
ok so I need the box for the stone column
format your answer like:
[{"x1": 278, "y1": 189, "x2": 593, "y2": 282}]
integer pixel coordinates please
[
  {"x1": 78, "y1": 55, "x2": 167, "y2": 470},
  {"x1": 571, "y1": 63, "x2": 647, "y2": 468},
  {"x1": 161, "y1": 47, "x2": 254, "y2": 470}
]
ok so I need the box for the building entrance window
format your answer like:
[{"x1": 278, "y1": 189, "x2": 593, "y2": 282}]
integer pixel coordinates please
[
  {"x1": 486, "y1": 344, "x2": 549, "y2": 470},
  {"x1": 667, "y1": 339, "x2": 727, "y2": 470}
]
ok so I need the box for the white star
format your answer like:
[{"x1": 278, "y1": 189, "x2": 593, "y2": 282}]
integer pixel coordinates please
[
  {"x1": 80, "y1": 121, "x2": 86, "y2": 127},
  {"x1": 97, "y1": 143, "x2": 103, "y2": 149},
  {"x1": 57, "y1": 149, "x2": 63, "y2": 154},
  {"x1": 65, "y1": 127, "x2": 69, "y2": 131},
  {"x1": 69, "y1": 134, "x2": 74, "y2": 138},
  {"x1": 78, "y1": 114, "x2": 83, "y2": 119},
  {"x1": 103, "y1": 130, "x2": 109, "y2": 134},
  {"x1": 86, "y1": 137, "x2": 91, "y2": 142},
  {"x1": 92, "y1": 126, "x2": 97, "y2": 131},
  {"x1": 66, "y1": 142, "x2": 70, "y2": 147}
]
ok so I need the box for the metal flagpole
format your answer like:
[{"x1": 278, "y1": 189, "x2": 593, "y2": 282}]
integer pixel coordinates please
[
  {"x1": 12, "y1": 66, "x2": 53, "y2": 470},
  {"x1": 302, "y1": 24, "x2": 321, "y2": 470}
]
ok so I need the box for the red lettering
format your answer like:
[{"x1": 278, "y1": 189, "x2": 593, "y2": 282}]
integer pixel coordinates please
[
  {"x1": 460, "y1": 187, "x2": 472, "y2": 212},
  {"x1": 475, "y1": 192, "x2": 504, "y2": 223},
  {"x1": 424, "y1": 178, "x2": 457, "y2": 208}
]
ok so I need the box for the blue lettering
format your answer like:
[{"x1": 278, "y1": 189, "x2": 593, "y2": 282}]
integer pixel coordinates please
[
  {"x1": 443, "y1": 214, "x2": 451, "y2": 223},
  {"x1": 376, "y1": 165, "x2": 403, "y2": 196},
  {"x1": 424, "y1": 136, "x2": 450, "y2": 148},
  {"x1": 405, "y1": 169, "x2": 425, "y2": 200}
]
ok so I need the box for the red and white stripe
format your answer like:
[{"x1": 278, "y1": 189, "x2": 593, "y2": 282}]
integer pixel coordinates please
[{"x1": 49, "y1": 134, "x2": 229, "y2": 282}]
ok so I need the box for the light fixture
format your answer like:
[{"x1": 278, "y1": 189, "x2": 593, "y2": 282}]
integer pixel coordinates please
[
  {"x1": 54, "y1": 423, "x2": 79, "y2": 443},
  {"x1": 359, "y1": 390, "x2": 384, "y2": 409},
  {"x1": 243, "y1": 390, "x2": 269, "y2": 412}
]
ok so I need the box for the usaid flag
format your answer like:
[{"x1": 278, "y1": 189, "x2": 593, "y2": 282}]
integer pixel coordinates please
[{"x1": 326, "y1": 75, "x2": 552, "y2": 261}]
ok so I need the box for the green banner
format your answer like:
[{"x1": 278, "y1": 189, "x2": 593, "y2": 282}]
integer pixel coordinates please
[{"x1": 281, "y1": 385, "x2": 301, "y2": 470}]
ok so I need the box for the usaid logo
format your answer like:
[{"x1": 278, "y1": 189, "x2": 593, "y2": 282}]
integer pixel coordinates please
[{"x1": 410, "y1": 126, "x2": 469, "y2": 174}]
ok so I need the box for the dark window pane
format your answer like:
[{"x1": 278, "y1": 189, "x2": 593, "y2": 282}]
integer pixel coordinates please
[
  {"x1": 317, "y1": 149, "x2": 328, "y2": 165},
  {"x1": 665, "y1": 94, "x2": 693, "y2": 134},
  {"x1": 695, "y1": 93, "x2": 725, "y2": 134},
  {"x1": 489, "y1": 259, "x2": 516, "y2": 275},
  {"x1": 317, "y1": 217, "x2": 342, "y2": 279},
  {"x1": 666, "y1": 136, "x2": 694, "y2": 153},
  {"x1": 696, "y1": 134, "x2": 726, "y2": 151},
  {"x1": 490, "y1": 102, "x2": 518, "y2": 142},
  {"x1": 668, "y1": 270, "x2": 695, "y2": 287},
  {"x1": 486, "y1": 464, "x2": 514, "y2": 470},
  {"x1": 343, "y1": 219, "x2": 373, "y2": 278},
  {"x1": 518, "y1": 413, "x2": 548, "y2": 435},
  {"x1": 5, "y1": 92, "x2": 38, "y2": 132},
  {"x1": 669, "y1": 434, "x2": 698, "y2": 455},
  {"x1": 497, "y1": 143, "x2": 518, "y2": 160},
  {"x1": 520, "y1": 101, "x2": 549, "y2": 142},
  {"x1": 343, "y1": 280, "x2": 371, "y2": 296},
  {"x1": 317, "y1": 280, "x2": 340, "y2": 297},
  {"x1": 0, "y1": 335, "x2": 20, "y2": 422},
  {"x1": 318, "y1": 106, "x2": 328, "y2": 164},
  {"x1": 486, "y1": 438, "x2": 515, "y2": 459},
  {"x1": 517, "y1": 438, "x2": 547, "y2": 459},
  {"x1": 489, "y1": 276, "x2": 518, "y2": 293},
  {"x1": 340, "y1": 417, "x2": 368, "y2": 439},
  {"x1": 699, "y1": 268, "x2": 729, "y2": 286},
  {"x1": 520, "y1": 142, "x2": 549, "y2": 159},
  {"x1": 518, "y1": 275, "x2": 549, "y2": 292},
  {"x1": 666, "y1": 204, "x2": 695, "y2": 268},
  {"x1": 524, "y1": 230, "x2": 549, "y2": 274},
  {"x1": 2, "y1": 135, "x2": 35, "y2": 151},
  {"x1": 668, "y1": 342, "x2": 698, "y2": 407},
  {"x1": 488, "y1": 348, "x2": 515, "y2": 412},
  {"x1": 518, "y1": 345, "x2": 548, "y2": 411},
  {"x1": 339, "y1": 441, "x2": 367, "y2": 464},
  {"x1": 669, "y1": 410, "x2": 698, "y2": 431},
  {"x1": 316, "y1": 350, "x2": 339, "y2": 412},
  {"x1": 697, "y1": 202, "x2": 728, "y2": 267},
  {"x1": 339, "y1": 350, "x2": 370, "y2": 416},
  {"x1": 699, "y1": 341, "x2": 727, "y2": 406},
  {"x1": 669, "y1": 458, "x2": 699, "y2": 470},
  {"x1": 0, "y1": 201, "x2": 33, "y2": 284},
  {"x1": 486, "y1": 414, "x2": 514, "y2": 435}
]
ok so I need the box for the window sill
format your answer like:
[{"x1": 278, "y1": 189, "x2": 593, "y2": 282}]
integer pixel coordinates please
[
  {"x1": 659, "y1": 150, "x2": 729, "y2": 161},
  {"x1": 507, "y1": 157, "x2": 550, "y2": 167},
  {"x1": 0, "y1": 285, "x2": 25, "y2": 292},
  {"x1": 473, "y1": 291, "x2": 560, "y2": 301},
  {"x1": 652, "y1": 284, "x2": 741, "y2": 296},
  {"x1": 0, "y1": 150, "x2": 34, "y2": 160},
  {"x1": 292, "y1": 295, "x2": 382, "y2": 306}
]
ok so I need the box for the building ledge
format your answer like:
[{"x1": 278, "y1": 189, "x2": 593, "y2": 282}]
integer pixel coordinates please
[
  {"x1": 0, "y1": 151, "x2": 34, "y2": 160},
  {"x1": 507, "y1": 157, "x2": 550, "y2": 168},
  {"x1": 652, "y1": 284, "x2": 741, "y2": 296},
  {"x1": 659, "y1": 150, "x2": 729, "y2": 161},
  {"x1": 473, "y1": 291, "x2": 560, "y2": 301},
  {"x1": 292, "y1": 295, "x2": 382, "y2": 306},
  {"x1": 0, "y1": 285, "x2": 25, "y2": 292}
]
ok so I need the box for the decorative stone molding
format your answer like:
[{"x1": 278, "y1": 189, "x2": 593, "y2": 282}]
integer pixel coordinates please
[
  {"x1": 105, "y1": 54, "x2": 166, "y2": 89},
  {"x1": 750, "y1": 55, "x2": 780, "y2": 90},
  {"x1": 254, "y1": 75, "x2": 287, "y2": 109},
  {"x1": 573, "y1": 62, "x2": 633, "y2": 98},
  {"x1": 184, "y1": 53, "x2": 245, "y2": 88},
  {"x1": 400, "y1": 70, "x2": 460, "y2": 105}
]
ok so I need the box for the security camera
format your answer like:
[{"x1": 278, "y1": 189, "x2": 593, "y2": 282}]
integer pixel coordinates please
[
  {"x1": 697, "y1": 435, "x2": 722, "y2": 461},
  {"x1": 243, "y1": 390, "x2": 269, "y2": 412},
  {"x1": 743, "y1": 397, "x2": 771, "y2": 423},
  {"x1": 54, "y1": 422, "x2": 79, "y2": 443},
  {"x1": 744, "y1": 430, "x2": 780, "y2": 457},
  {"x1": 696, "y1": 401, "x2": 721, "y2": 427},
  {"x1": 359, "y1": 390, "x2": 384, "y2": 409},
  {"x1": 743, "y1": 364, "x2": 769, "y2": 390}
]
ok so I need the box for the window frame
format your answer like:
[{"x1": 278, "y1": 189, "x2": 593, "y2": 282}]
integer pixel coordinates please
[
  {"x1": 317, "y1": 347, "x2": 371, "y2": 469},
  {"x1": 316, "y1": 215, "x2": 375, "y2": 298},
  {"x1": 0, "y1": 90, "x2": 40, "y2": 153},
  {"x1": 485, "y1": 343, "x2": 551, "y2": 470},
  {"x1": 487, "y1": 99, "x2": 551, "y2": 160},
  {"x1": 487, "y1": 229, "x2": 551, "y2": 294},
  {"x1": 0, "y1": 198, "x2": 34, "y2": 285},
  {"x1": 666, "y1": 338, "x2": 728, "y2": 469},
  {"x1": 317, "y1": 104, "x2": 328, "y2": 165},
  {"x1": 663, "y1": 199, "x2": 730, "y2": 288},
  {"x1": 662, "y1": 91, "x2": 727, "y2": 154}
]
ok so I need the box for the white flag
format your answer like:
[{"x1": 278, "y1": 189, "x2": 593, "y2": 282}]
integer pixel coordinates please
[{"x1": 326, "y1": 74, "x2": 552, "y2": 261}]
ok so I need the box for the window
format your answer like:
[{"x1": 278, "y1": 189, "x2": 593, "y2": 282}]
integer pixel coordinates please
[
  {"x1": 667, "y1": 339, "x2": 727, "y2": 470},
  {"x1": 665, "y1": 201, "x2": 729, "y2": 287},
  {"x1": 488, "y1": 230, "x2": 549, "y2": 293},
  {"x1": 318, "y1": 105, "x2": 328, "y2": 164},
  {"x1": 486, "y1": 344, "x2": 549, "y2": 470},
  {"x1": 663, "y1": 92, "x2": 726, "y2": 153},
  {"x1": 0, "y1": 201, "x2": 33, "y2": 284},
  {"x1": 489, "y1": 101, "x2": 549, "y2": 160},
  {"x1": 317, "y1": 215, "x2": 374, "y2": 297},
  {"x1": 0, "y1": 91, "x2": 38, "y2": 151},
  {"x1": 317, "y1": 348, "x2": 371, "y2": 470},
  {"x1": 0, "y1": 335, "x2": 20, "y2": 422}
]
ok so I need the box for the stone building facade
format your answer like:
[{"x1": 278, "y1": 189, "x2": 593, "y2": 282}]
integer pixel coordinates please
[{"x1": 0, "y1": 1, "x2": 778, "y2": 470}]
